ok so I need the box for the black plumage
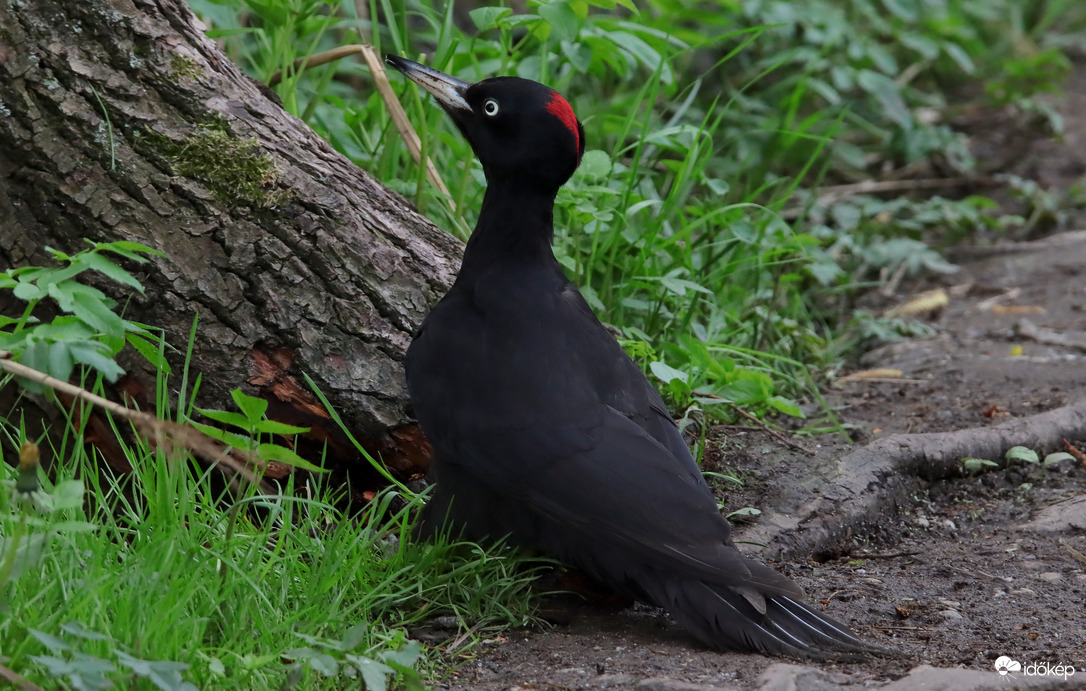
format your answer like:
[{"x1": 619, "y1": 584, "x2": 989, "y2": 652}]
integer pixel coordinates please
[{"x1": 386, "y1": 55, "x2": 885, "y2": 658}]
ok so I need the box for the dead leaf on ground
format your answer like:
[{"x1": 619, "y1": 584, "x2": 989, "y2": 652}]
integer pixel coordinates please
[
  {"x1": 983, "y1": 405, "x2": 1010, "y2": 418},
  {"x1": 834, "y1": 369, "x2": 918, "y2": 388},
  {"x1": 976, "y1": 287, "x2": 1021, "y2": 311},
  {"x1": 884, "y1": 288, "x2": 948, "y2": 318},
  {"x1": 991, "y1": 304, "x2": 1046, "y2": 315},
  {"x1": 1063, "y1": 438, "x2": 1086, "y2": 467}
]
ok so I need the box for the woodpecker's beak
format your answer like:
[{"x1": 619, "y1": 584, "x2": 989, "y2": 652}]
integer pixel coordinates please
[{"x1": 385, "y1": 55, "x2": 472, "y2": 114}]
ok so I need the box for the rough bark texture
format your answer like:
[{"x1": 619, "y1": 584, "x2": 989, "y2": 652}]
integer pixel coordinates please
[{"x1": 0, "y1": 0, "x2": 461, "y2": 476}]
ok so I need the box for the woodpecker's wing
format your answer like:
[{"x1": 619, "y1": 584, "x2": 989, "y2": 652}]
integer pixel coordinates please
[{"x1": 408, "y1": 271, "x2": 789, "y2": 593}]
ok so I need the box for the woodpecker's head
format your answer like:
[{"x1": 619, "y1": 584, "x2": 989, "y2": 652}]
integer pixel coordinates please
[{"x1": 386, "y1": 56, "x2": 585, "y2": 193}]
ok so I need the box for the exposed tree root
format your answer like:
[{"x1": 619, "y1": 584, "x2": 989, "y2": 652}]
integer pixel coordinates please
[{"x1": 740, "y1": 399, "x2": 1086, "y2": 561}]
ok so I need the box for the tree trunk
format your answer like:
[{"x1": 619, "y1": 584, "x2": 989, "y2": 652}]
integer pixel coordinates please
[{"x1": 0, "y1": 0, "x2": 459, "y2": 481}]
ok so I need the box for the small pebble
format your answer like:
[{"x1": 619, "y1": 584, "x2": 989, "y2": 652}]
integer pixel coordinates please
[
  {"x1": 1037, "y1": 572, "x2": 1062, "y2": 583},
  {"x1": 939, "y1": 609, "x2": 963, "y2": 621}
]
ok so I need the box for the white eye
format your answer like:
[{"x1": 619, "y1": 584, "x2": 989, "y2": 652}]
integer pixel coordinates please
[{"x1": 483, "y1": 98, "x2": 500, "y2": 116}]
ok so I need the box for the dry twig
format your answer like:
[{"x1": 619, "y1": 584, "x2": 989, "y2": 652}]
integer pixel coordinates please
[
  {"x1": 267, "y1": 44, "x2": 368, "y2": 86},
  {"x1": 0, "y1": 663, "x2": 46, "y2": 691},
  {"x1": 723, "y1": 402, "x2": 814, "y2": 456},
  {"x1": 852, "y1": 551, "x2": 923, "y2": 560},
  {"x1": 265, "y1": 44, "x2": 462, "y2": 226},
  {"x1": 1059, "y1": 538, "x2": 1086, "y2": 568},
  {"x1": 0, "y1": 351, "x2": 272, "y2": 494}
]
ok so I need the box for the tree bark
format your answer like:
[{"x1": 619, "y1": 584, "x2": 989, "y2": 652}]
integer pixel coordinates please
[{"x1": 0, "y1": 0, "x2": 460, "y2": 478}]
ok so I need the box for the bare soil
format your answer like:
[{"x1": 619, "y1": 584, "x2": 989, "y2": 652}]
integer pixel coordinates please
[{"x1": 426, "y1": 67, "x2": 1086, "y2": 690}]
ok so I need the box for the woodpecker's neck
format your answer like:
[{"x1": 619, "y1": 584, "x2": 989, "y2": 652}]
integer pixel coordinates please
[{"x1": 458, "y1": 178, "x2": 560, "y2": 278}]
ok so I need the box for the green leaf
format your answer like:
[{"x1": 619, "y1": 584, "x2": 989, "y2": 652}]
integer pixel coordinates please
[
  {"x1": 499, "y1": 13, "x2": 544, "y2": 32},
  {"x1": 726, "y1": 506, "x2": 761, "y2": 520},
  {"x1": 561, "y1": 40, "x2": 593, "y2": 73},
  {"x1": 1042, "y1": 452, "x2": 1075, "y2": 467},
  {"x1": 52, "y1": 480, "x2": 88, "y2": 510},
  {"x1": 468, "y1": 6, "x2": 511, "y2": 31},
  {"x1": 45, "y1": 246, "x2": 71, "y2": 262},
  {"x1": 68, "y1": 341, "x2": 125, "y2": 381},
  {"x1": 17, "y1": 340, "x2": 50, "y2": 393},
  {"x1": 0, "y1": 330, "x2": 29, "y2": 350},
  {"x1": 13, "y1": 280, "x2": 45, "y2": 301},
  {"x1": 539, "y1": 0, "x2": 579, "y2": 43},
  {"x1": 94, "y1": 239, "x2": 164, "y2": 261},
  {"x1": 197, "y1": 408, "x2": 255, "y2": 430},
  {"x1": 34, "y1": 316, "x2": 95, "y2": 341},
  {"x1": 380, "y1": 639, "x2": 422, "y2": 669},
  {"x1": 857, "y1": 69, "x2": 911, "y2": 129},
  {"x1": 346, "y1": 655, "x2": 395, "y2": 691},
  {"x1": 127, "y1": 333, "x2": 172, "y2": 373},
  {"x1": 1005, "y1": 446, "x2": 1039, "y2": 464},
  {"x1": 606, "y1": 31, "x2": 667, "y2": 82},
  {"x1": 578, "y1": 150, "x2": 612, "y2": 180},
  {"x1": 717, "y1": 370, "x2": 773, "y2": 405},
  {"x1": 730, "y1": 220, "x2": 759, "y2": 244},
  {"x1": 60, "y1": 621, "x2": 113, "y2": 641},
  {"x1": 880, "y1": 0, "x2": 916, "y2": 21},
  {"x1": 766, "y1": 395, "x2": 804, "y2": 418},
  {"x1": 231, "y1": 388, "x2": 269, "y2": 423},
  {"x1": 305, "y1": 653, "x2": 339, "y2": 676},
  {"x1": 657, "y1": 276, "x2": 712, "y2": 296},
  {"x1": 943, "y1": 42, "x2": 975, "y2": 74},
  {"x1": 256, "y1": 443, "x2": 326, "y2": 472},
  {"x1": 37, "y1": 263, "x2": 87, "y2": 288},
  {"x1": 69, "y1": 288, "x2": 125, "y2": 339},
  {"x1": 2, "y1": 535, "x2": 50, "y2": 583},
  {"x1": 807, "y1": 259, "x2": 843, "y2": 286},
  {"x1": 29, "y1": 629, "x2": 72, "y2": 653},
  {"x1": 830, "y1": 202, "x2": 862, "y2": 231},
  {"x1": 702, "y1": 177, "x2": 730, "y2": 196},
  {"x1": 649, "y1": 360, "x2": 688, "y2": 385},
  {"x1": 338, "y1": 622, "x2": 370, "y2": 651},
  {"x1": 116, "y1": 651, "x2": 195, "y2": 691},
  {"x1": 75, "y1": 252, "x2": 145, "y2": 293},
  {"x1": 253, "y1": 419, "x2": 311, "y2": 435},
  {"x1": 190, "y1": 422, "x2": 255, "y2": 450},
  {"x1": 47, "y1": 340, "x2": 74, "y2": 383},
  {"x1": 961, "y1": 457, "x2": 998, "y2": 472},
  {"x1": 866, "y1": 43, "x2": 898, "y2": 76}
]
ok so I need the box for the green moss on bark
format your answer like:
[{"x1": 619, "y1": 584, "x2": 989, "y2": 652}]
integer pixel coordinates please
[{"x1": 145, "y1": 120, "x2": 290, "y2": 208}]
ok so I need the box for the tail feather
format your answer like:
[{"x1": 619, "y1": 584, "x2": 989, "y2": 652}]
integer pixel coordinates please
[
  {"x1": 418, "y1": 471, "x2": 894, "y2": 658},
  {"x1": 642, "y1": 571, "x2": 891, "y2": 659}
]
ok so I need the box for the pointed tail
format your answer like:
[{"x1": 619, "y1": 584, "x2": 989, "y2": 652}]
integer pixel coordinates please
[{"x1": 642, "y1": 569, "x2": 894, "y2": 658}]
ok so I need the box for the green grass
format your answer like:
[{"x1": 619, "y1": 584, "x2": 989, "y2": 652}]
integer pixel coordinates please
[{"x1": 0, "y1": 404, "x2": 545, "y2": 689}]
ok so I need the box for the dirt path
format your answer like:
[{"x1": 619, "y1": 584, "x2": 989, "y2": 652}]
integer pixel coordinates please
[{"x1": 427, "y1": 70, "x2": 1086, "y2": 691}]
